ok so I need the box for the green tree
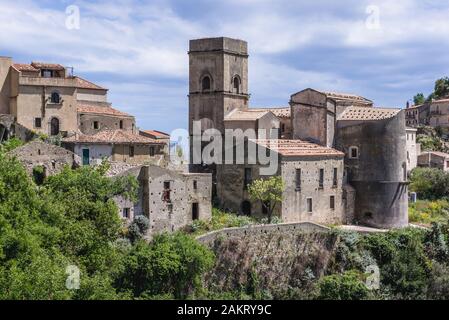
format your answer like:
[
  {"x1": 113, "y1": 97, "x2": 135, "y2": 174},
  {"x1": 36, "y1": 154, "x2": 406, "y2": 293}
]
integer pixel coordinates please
[
  {"x1": 409, "y1": 167, "x2": 449, "y2": 200},
  {"x1": 413, "y1": 93, "x2": 425, "y2": 105},
  {"x1": 248, "y1": 176, "x2": 284, "y2": 224},
  {"x1": 434, "y1": 77, "x2": 449, "y2": 99},
  {"x1": 317, "y1": 270, "x2": 369, "y2": 300},
  {"x1": 115, "y1": 233, "x2": 215, "y2": 299}
]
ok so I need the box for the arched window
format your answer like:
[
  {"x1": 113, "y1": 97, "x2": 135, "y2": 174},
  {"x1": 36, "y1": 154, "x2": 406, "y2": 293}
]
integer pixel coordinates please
[
  {"x1": 233, "y1": 76, "x2": 240, "y2": 94},
  {"x1": 50, "y1": 117, "x2": 60, "y2": 136},
  {"x1": 202, "y1": 76, "x2": 211, "y2": 91},
  {"x1": 50, "y1": 91, "x2": 60, "y2": 104}
]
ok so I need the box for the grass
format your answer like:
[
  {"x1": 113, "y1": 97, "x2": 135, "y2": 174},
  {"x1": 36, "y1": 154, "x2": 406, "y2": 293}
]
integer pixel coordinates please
[
  {"x1": 409, "y1": 199, "x2": 449, "y2": 225},
  {"x1": 184, "y1": 208, "x2": 258, "y2": 236}
]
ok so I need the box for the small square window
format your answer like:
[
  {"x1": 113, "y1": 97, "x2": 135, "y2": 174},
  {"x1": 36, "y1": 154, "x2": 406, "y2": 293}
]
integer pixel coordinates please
[
  {"x1": 34, "y1": 118, "x2": 42, "y2": 128},
  {"x1": 349, "y1": 146, "x2": 359, "y2": 159}
]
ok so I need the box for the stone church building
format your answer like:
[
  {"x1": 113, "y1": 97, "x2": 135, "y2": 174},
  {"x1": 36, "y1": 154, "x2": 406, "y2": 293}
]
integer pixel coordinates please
[{"x1": 188, "y1": 37, "x2": 409, "y2": 229}]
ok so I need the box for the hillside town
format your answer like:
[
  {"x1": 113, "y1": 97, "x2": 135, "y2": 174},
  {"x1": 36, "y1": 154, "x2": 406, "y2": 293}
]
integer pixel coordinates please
[{"x1": 2, "y1": 37, "x2": 446, "y2": 236}]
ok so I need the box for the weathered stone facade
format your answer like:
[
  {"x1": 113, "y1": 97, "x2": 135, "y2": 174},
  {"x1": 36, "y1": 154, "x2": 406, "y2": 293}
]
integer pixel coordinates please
[
  {"x1": 189, "y1": 37, "x2": 409, "y2": 229},
  {"x1": 216, "y1": 140, "x2": 347, "y2": 225},
  {"x1": 114, "y1": 165, "x2": 212, "y2": 237},
  {"x1": 406, "y1": 127, "x2": 419, "y2": 172},
  {"x1": 417, "y1": 151, "x2": 449, "y2": 171},
  {"x1": 8, "y1": 140, "x2": 80, "y2": 177}
]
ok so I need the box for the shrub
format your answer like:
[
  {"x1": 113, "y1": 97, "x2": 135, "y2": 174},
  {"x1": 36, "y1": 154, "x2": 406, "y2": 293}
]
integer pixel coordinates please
[
  {"x1": 128, "y1": 215, "x2": 150, "y2": 243},
  {"x1": 317, "y1": 270, "x2": 370, "y2": 300}
]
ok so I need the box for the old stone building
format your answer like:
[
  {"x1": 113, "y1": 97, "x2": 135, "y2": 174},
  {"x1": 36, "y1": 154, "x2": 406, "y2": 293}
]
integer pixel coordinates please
[
  {"x1": 217, "y1": 139, "x2": 351, "y2": 225},
  {"x1": 417, "y1": 151, "x2": 449, "y2": 171},
  {"x1": 406, "y1": 127, "x2": 420, "y2": 172},
  {"x1": 8, "y1": 140, "x2": 80, "y2": 177},
  {"x1": 114, "y1": 165, "x2": 212, "y2": 237},
  {"x1": 139, "y1": 129, "x2": 171, "y2": 155},
  {"x1": 62, "y1": 130, "x2": 166, "y2": 166},
  {"x1": 189, "y1": 37, "x2": 409, "y2": 229}
]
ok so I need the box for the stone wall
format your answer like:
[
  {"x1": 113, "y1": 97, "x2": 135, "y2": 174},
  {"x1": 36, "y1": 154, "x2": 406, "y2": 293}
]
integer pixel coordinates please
[
  {"x1": 113, "y1": 165, "x2": 213, "y2": 238},
  {"x1": 8, "y1": 140, "x2": 80, "y2": 177},
  {"x1": 196, "y1": 221, "x2": 331, "y2": 245},
  {"x1": 79, "y1": 113, "x2": 135, "y2": 135},
  {"x1": 335, "y1": 112, "x2": 409, "y2": 228},
  {"x1": 281, "y1": 156, "x2": 345, "y2": 224}
]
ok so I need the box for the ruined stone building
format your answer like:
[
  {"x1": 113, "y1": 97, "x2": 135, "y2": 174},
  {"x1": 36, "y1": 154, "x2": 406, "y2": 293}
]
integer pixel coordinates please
[
  {"x1": 417, "y1": 151, "x2": 449, "y2": 171},
  {"x1": 114, "y1": 165, "x2": 212, "y2": 237},
  {"x1": 189, "y1": 37, "x2": 410, "y2": 229},
  {"x1": 8, "y1": 140, "x2": 80, "y2": 178}
]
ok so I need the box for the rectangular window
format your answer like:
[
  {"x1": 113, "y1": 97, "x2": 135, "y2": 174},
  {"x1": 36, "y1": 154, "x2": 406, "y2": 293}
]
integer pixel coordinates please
[
  {"x1": 129, "y1": 146, "x2": 135, "y2": 158},
  {"x1": 119, "y1": 120, "x2": 123, "y2": 129},
  {"x1": 349, "y1": 146, "x2": 359, "y2": 159},
  {"x1": 330, "y1": 196, "x2": 335, "y2": 210},
  {"x1": 122, "y1": 208, "x2": 130, "y2": 218},
  {"x1": 333, "y1": 168, "x2": 338, "y2": 187},
  {"x1": 244, "y1": 168, "x2": 252, "y2": 189},
  {"x1": 149, "y1": 146, "x2": 155, "y2": 156},
  {"x1": 34, "y1": 118, "x2": 42, "y2": 128},
  {"x1": 319, "y1": 169, "x2": 324, "y2": 188},
  {"x1": 163, "y1": 181, "x2": 171, "y2": 202},
  {"x1": 192, "y1": 203, "x2": 199, "y2": 220},
  {"x1": 93, "y1": 121, "x2": 99, "y2": 130},
  {"x1": 295, "y1": 169, "x2": 301, "y2": 191},
  {"x1": 42, "y1": 70, "x2": 53, "y2": 78},
  {"x1": 307, "y1": 198, "x2": 313, "y2": 213},
  {"x1": 193, "y1": 180, "x2": 198, "y2": 190}
]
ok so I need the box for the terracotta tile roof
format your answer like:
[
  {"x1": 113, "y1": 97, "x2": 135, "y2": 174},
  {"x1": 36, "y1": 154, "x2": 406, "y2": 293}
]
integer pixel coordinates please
[
  {"x1": 251, "y1": 107, "x2": 290, "y2": 118},
  {"x1": 63, "y1": 130, "x2": 164, "y2": 145},
  {"x1": 420, "y1": 151, "x2": 449, "y2": 158},
  {"x1": 139, "y1": 130, "x2": 170, "y2": 139},
  {"x1": 338, "y1": 106, "x2": 401, "y2": 121},
  {"x1": 31, "y1": 62, "x2": 65, "y2": 70},
  {"x1": 74, "y1": 76, "x2": 107, "y2": 90},
  {"x1": 431, "y1": 98, "x2": 449, "y2": 104},
  {"x1": 77, "y1": 103, "x2": 133, "y2": 117},
  {"x1": 225, "y1": 109, "x2": 271, "y2": 121},
  {"x1": 12, "y1": 63, "x2": 39, "y2": 72},
  {"x1": 322, "y1": 91, "x2": 372, "y2": 105},
  {"x1": 252, "y1": 139, "x2": 344, "y2": 157}
]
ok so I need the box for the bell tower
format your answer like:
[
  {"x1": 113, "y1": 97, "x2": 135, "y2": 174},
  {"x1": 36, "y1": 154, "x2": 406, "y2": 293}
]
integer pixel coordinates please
[{"x1": 188, "y1": 37, "x2": 249, "y2": 141}]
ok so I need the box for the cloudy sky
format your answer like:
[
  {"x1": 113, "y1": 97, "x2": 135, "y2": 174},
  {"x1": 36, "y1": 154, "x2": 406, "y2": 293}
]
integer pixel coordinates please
[{"x1": 1, "y1": 0, "x2": 449, "y2": 134}]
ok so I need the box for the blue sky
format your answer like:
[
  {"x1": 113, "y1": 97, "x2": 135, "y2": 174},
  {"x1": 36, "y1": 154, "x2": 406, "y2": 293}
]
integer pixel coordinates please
[{"x1": 1, "y1": 0, "x2": 449, "y2": 134}]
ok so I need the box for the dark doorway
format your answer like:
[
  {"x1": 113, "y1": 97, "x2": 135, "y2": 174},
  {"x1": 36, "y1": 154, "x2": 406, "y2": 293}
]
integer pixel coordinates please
[
  {"x1": 241, "y1": 200, "x2": 251, "y2": 216},
  {"x1": 82, "y1": 148, "x2": 90, "y2": 166},
  {"x1": 50, "y1": 117, "x2": 60, "y2": 136},
  {"x1": 192, "y1": 203, "x2": 199, "y2": 221}
]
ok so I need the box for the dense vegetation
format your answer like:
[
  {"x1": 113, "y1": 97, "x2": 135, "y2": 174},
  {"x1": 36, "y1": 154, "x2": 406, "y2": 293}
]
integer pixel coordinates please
[
  {"x1": 3, "y1": 139, "x2": 449, "y2": 300},
  {"x1": 0, "y1": 144, "x2": 214, "y2": 299}
]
